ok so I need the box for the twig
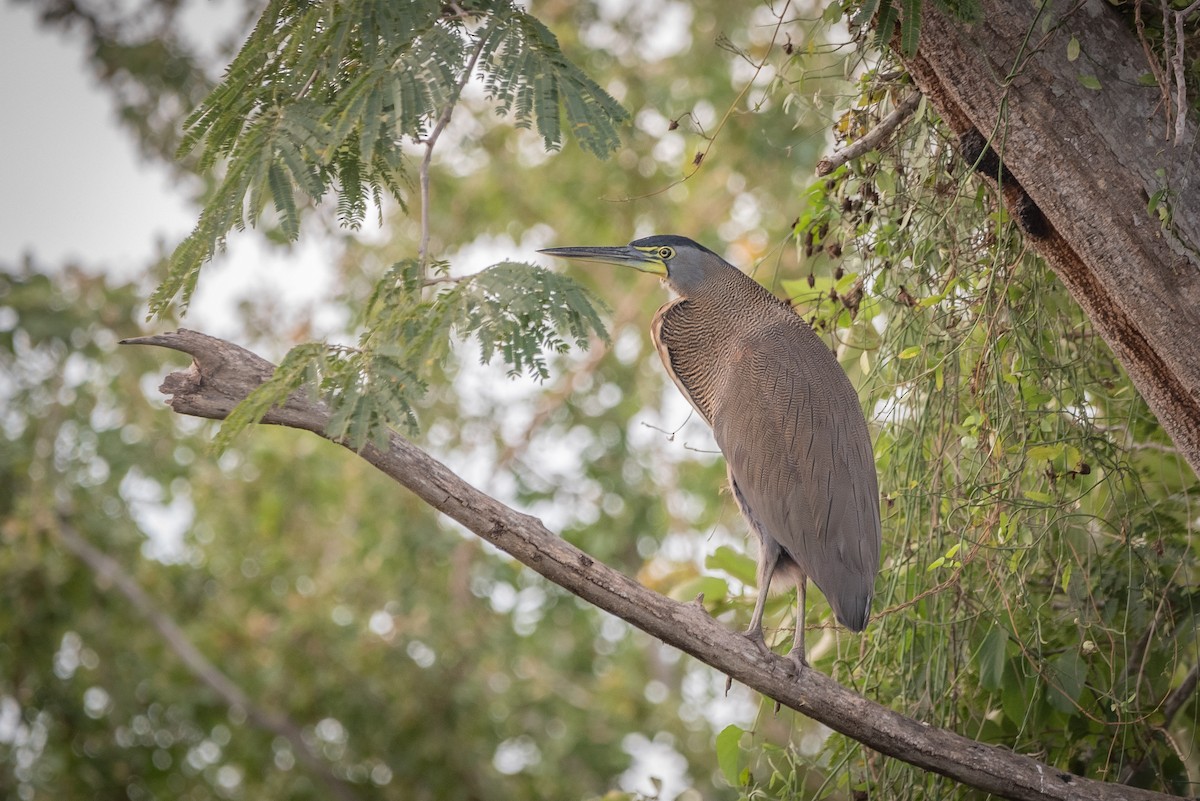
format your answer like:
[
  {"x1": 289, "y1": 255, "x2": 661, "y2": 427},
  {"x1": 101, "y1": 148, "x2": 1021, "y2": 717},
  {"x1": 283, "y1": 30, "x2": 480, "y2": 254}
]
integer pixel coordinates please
[
  {"x1": 121, "y1": 328, "x2": 1179, "y2": 801},
  {"x1": 1133, "y1": 0, "x2": 1172, "y2": 139},
  {"x1": 494, "y1": 291, "x2": 643, "y2": 470},
  {"x1": 52, "y1": 516, "x2": 360, "y2": 801},
  {"x1": 1166, "y1": 0, "x2": 1200, "y2": 145},
  {"x1": 1160, "y1": 662, "x2": 1198, "y2": 725},
  {"x1": 816, "y1": 91, "x2": 923, "y2": 176},
  {"x1": 1172, "y1": 9, "x2": 1188, "y2": 145},
  {"x1": 418, "y1": 27, "x2": 490, "y2": 270},
  {"x1": 605, "y1": 1, "x2": 792, "y2": 202},
  {"x1": 1119, "y1": 661, "x2": 1199, "y2": 784}
]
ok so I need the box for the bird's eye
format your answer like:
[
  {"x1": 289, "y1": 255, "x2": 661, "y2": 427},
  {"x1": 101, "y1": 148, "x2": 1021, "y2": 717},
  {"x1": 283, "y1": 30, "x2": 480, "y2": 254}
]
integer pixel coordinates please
[{"x1": 657, "y1": 246, "x2": 675, "y2": 260}]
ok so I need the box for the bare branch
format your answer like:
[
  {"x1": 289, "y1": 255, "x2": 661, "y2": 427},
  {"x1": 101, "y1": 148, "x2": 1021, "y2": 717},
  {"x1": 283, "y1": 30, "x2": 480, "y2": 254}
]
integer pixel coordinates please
[
  {"x1": 1119, "y1": 661, "x2": 1199, "y2": 784},
  {"x1": 418, "y1": 28, "x2": 490, "y2": 269},
  {"x1": 1161, "y1": 662, "x2": 1198, "y2": 729},
  {"x1": 816, "y1": 92, "x2": 922, "y2": 177},
  {"x1": 52, "y1": 515, "x2": 360, "y2": 801},
  {"x1": 1172, "y1": 9, "x2": 1188, "y2": 145},
  {"x1": 123, "y1": 328, "x2": 1178, "y2": 801}
]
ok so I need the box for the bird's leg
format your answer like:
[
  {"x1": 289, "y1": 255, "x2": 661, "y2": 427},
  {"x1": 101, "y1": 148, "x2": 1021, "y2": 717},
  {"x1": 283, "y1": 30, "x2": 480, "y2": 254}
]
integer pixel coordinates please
[
  {"x1": 743, "y1": 553, "x2": 777, "y2": 657},
  {"x1": 787, "y1": 576, "x2": 809, "y2": 671}
]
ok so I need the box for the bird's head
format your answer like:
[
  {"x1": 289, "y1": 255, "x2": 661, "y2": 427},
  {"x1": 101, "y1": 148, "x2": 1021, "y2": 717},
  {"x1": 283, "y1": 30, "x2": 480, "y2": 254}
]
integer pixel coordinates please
[{"x1": 540, "y1": 235, "x2": 728, "y2": 298}]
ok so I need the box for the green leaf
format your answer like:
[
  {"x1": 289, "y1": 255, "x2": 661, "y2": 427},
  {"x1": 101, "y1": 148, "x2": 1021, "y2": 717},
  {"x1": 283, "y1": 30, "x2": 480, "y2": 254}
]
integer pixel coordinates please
[
  {"x1": 899, "y1": 0, "x2": 921, "y2": 56},
  {"x1": 978, "y1": 624, "x2": 1007, "y2": 691},
  {"x1": 1001, "y1": 673, "x2": 1037, "y2": 728},
  {"x1": 1066, "y1": 35, "x2": 1080, "y2": 62},
  {"x1": 450, "y1": 262, "x2": 609, "y2": 379},
  {"x1": 874, "y1": 0, "x2": 899, "y2": 51},
  {"x1": 898, "y1": 345, "x2": 921, "y2": 359},
  {"x1": 669, "y1": 576, "x2": 730, "y2": 604},
  {"x1": 853, "y1": 0, "x2": 883, "y2": 25},
  {"x1": 1047, "y1": 650, "x2": 1086, "y2": 714},
  {"x1": 874, "y1": 168, "x2": 896, "y2": 196},
  {"x1": 1026, "y1": 443, "x2": 1064, "y2": 461},
  {"x1": 716, "y1": 724, "x2": 745, "y2": 787},
  {"x1": 706, "y1": 546, "x2": 759, "y2": 587},
  {"x1": 214, "y1": 342, "x2": 326, "y2": 453},
  {"x1": 479, "y1": 11, "x2": 629, "y2": 158},
  {"x1": 1078, "y1": 74, "x2": 1101, "y2": 90}
]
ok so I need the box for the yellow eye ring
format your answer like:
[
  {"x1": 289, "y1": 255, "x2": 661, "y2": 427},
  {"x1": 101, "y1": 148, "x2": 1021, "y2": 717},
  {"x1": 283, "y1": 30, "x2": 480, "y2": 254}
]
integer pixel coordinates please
[{"x1": 657, "y1": 246, "x2": 675, "y2": 260}]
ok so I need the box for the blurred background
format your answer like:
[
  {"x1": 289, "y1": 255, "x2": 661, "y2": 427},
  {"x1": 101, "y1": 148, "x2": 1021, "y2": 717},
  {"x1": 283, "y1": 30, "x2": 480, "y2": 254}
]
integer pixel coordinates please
[{"x1": 1, "y1": 0, "x2": 1196, "y2": 799}]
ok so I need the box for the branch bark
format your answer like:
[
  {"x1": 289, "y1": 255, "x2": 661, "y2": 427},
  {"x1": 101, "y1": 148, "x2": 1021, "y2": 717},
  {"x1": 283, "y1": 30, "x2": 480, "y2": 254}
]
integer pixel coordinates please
[
  {"x1": 124, "y1": 328, "x2": 1179, "y2": 801},
  {"x1": 52, "y1": 515, "x2": 360, "y2": 801},
  {"x1": 900, "y1": 0, "x2": 1200, "y2": 479},
  {"x1": 816, "y1": 91, "x2": 922, "y2": 176}
]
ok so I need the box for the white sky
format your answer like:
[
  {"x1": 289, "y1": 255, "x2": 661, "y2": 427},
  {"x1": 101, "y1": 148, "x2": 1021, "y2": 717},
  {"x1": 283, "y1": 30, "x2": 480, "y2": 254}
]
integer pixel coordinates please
[
  {"x1": 0, "y1": 3, "x2": 194, "y2": 277},
  {"x1": 0, "y1": 1, "x2": 344, "y2": 341}
]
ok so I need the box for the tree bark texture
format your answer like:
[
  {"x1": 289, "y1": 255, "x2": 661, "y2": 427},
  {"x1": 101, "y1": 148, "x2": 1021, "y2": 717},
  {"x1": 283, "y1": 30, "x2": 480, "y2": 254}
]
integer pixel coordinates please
[
  {"x1": 125, "y1": 329, "x2": 1180, "y2": 801},
  {"x1": 903, "y1": 0, "x2": 1200, "y2": 478}
]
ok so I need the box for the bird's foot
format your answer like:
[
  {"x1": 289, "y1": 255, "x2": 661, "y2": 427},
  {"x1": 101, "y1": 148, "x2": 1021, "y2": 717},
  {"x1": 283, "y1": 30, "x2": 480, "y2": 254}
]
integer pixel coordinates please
[
  {"x1": 742, "y1": 626, "x2": 773, "y2": 658},
  {"x1": 785, "y1": 647, "x2": 808, "y2": 677}
]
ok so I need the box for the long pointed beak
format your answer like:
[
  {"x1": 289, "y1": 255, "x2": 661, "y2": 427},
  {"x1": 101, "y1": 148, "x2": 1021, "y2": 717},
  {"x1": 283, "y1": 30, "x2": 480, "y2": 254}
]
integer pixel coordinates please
[{"x1": 539, "y1": 245, "x2": 667, "y2": 276}]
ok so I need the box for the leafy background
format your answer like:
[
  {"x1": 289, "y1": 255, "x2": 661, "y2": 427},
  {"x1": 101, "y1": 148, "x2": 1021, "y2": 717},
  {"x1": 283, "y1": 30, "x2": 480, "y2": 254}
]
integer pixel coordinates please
[{"x1": 1, "y1": 0, "x2": 1197, "y2": 799}]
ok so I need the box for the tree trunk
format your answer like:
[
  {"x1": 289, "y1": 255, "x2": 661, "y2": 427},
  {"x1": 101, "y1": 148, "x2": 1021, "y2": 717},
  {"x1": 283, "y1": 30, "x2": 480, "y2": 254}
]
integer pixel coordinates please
[{"x1": 903, "y1": 0, "x2": 1200, "y2": 477}]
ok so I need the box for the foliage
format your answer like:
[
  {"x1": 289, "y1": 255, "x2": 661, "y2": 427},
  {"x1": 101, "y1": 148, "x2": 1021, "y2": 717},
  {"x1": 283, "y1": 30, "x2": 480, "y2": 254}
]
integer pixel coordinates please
[
  {"x1": 142, "y1": 0, "x2": 628, "y2": 452},
  {"x1": 153, "y1": 0, "x2": 629, "y2": 317},
  {"x1": 712, "y1": 48, "x2": 1199, "y2": 797},
  {"x1": 0, "y1": 265, "x2": 713, "y2": 800},
  {"x1": 215, "y1": 260, "x2": 609, "y2": 450},
  {"x1": 850, "y1": 0, "x2": 980, "y2": 57},
  {"x1": 6, "y1": 0, "x2": 1199, "y2": 799}
]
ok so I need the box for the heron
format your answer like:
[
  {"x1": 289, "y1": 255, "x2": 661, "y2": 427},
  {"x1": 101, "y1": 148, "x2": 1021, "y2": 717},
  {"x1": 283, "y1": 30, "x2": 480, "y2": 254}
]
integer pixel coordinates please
[{"x1": 541, "y1": 235, "x2": 881, "y2": 668}]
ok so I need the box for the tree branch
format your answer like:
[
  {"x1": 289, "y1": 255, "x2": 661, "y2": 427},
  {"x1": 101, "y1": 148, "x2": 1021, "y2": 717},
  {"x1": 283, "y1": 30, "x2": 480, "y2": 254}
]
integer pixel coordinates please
[
  {"x1": 815, "y1": 91, "x2": 922, "y2": 176},
  {"x1": 1161, "y1": 662, "x2": 1198, "y2": 726},
  {"x1": 51, "y1": 515, "x2": 360, "y2": 801},
  {"x1": 418, "y1": 25, "x2": 489, "y2": 270},
  {"x1": 1119, "y1": 661, "x2": 1199, "y2": 784},
  {"x1": 123, "y1": 328, "x2": 1178, "y2": 801}
]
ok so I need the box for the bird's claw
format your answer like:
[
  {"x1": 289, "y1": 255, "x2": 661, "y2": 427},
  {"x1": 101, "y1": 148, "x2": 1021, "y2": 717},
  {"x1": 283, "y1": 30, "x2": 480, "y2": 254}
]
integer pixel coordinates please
[
  {"x1": 785, "y1": 648, "x2": 808, "y2": 677},
  {"x1": 742, "y1": 627, "x2": 773, "y2": 658}
]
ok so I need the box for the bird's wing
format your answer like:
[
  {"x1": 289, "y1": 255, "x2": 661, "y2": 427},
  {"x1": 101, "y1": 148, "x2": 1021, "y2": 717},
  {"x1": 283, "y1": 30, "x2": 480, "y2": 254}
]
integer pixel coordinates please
[{"x1": 710, "y1": 313, "x2": 881, "y2": 631}]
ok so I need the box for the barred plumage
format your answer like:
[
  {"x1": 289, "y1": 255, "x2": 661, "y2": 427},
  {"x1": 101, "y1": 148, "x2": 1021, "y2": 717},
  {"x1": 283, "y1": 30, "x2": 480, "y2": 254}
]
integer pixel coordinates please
[{"x1": 542, "y1": 235, "x2": 882, "y2": 668}]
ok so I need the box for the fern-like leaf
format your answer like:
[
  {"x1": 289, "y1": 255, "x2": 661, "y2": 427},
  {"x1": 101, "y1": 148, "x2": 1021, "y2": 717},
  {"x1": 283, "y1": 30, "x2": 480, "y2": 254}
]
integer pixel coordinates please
[
  {"x1": 213, "y1": 341, "x2": 326, "y2": 453},
  {"x1": 157, "y1": 1, "x2": 628, "y2": 316},
  {"x1": 477, "y1": 10, "x2": 629, "y2": 157},
  {"x1": 899, "y1": 0, "x2": 922, "y2": 56}
]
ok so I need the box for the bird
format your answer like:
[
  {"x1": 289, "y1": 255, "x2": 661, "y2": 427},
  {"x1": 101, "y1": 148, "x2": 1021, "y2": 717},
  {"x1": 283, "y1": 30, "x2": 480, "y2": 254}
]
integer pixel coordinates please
[{"x1": 541, "y1": 235, "x2": 881, "y2": 669}]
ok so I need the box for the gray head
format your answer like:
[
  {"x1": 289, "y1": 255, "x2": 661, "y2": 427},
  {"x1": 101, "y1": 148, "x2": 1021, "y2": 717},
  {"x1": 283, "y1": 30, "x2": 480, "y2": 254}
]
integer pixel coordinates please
[{"x1": 540, "y1": 235, "x2": 737, "y2": 298}]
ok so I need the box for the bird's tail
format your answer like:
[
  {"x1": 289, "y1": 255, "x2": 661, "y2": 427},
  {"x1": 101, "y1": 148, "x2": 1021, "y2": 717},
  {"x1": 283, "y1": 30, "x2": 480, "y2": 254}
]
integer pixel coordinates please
[{"x1": 830, "y1": 590, "x2": 872, "y2": 633}]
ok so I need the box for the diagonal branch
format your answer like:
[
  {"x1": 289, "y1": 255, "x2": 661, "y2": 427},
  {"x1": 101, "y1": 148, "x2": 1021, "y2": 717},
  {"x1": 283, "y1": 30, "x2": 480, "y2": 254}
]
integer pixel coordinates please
[
  {"x1": 1120, "y1": 661, "x2": 1199, "y2": 784},
  {"x1": 52, "y1": 516, "x2": 360, "y2": 801},
  {"x1": 123, "y1": 328, "x2": 1177, "y2": 801},
  {"x1": 1161, "y1": 662, "x2": 1198, "y2": 726},
  {"x1": 816, "y1": 91, "x2": 923, "y2": 177}
]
